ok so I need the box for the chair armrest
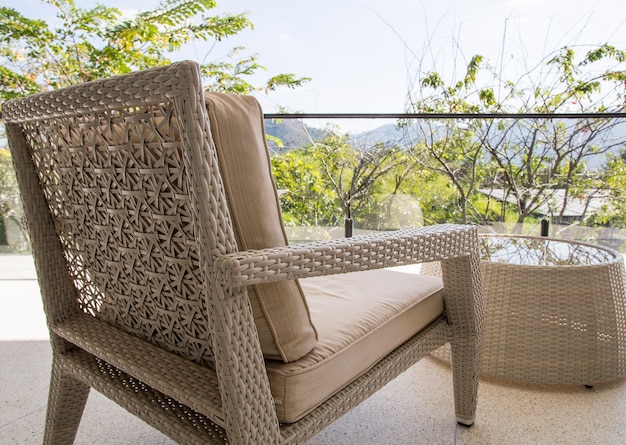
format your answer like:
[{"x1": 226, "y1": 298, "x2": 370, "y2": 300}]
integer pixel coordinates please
[
  {"x1": 214, "y1": 222, "x2": 484, "y2": 426},
  {"x1": 213, "y1": 224, "x2": 479, "y2": 288}
]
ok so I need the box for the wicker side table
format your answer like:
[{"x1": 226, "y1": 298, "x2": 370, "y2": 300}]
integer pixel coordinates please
[{"x1": 430, "y1": 235, "x2": 626, "y2": 385}]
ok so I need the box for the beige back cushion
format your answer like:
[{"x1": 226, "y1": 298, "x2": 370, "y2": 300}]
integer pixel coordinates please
[{"x1": 204, "y1": 91, "x2": 317, "y2": 362}]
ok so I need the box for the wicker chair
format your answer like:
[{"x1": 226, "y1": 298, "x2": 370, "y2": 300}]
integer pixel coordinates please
[{"x1": 3, "y1": 61, "x2": 483, "y2": 444}]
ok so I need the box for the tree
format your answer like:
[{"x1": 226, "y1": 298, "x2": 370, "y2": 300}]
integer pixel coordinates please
[
  {"x1": 0, "y1": 0, "x2": 310, "y2": 102},
  {"x1": 361, "y1": 149, "x2": 421, "y2": 231},
  {"x1": 270, "y1": 126, "x2": 418, "y2": 236},
  {"x1": 479, "y1": 116, "x2": 623, "y2": 225},
  {"x1": 405, "y1": 55, "x2": 493, "y2": 224},
  {"x1": 0, "y1": 0, "x2": 311, "y2": 250},
  {"x1": 405, "y1": 44, "x2": 626, "y2": 227},
  {"x1": 271, "y1": 148, "x2": 340, "y2": 229},
  {"x1": 591, "y1": 150, "x2": 626, "y2": 227},
  {"x1": 308, "y1": 129, "x2": 409, "y2": 236},
  {"x1": 0, "y1": 142, "x2": 25, "y2": 250}
]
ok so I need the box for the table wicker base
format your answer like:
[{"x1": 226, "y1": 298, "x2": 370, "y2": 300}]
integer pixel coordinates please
[{"x1": 429, "y1": 235, "x2": 626, "y2": 385}]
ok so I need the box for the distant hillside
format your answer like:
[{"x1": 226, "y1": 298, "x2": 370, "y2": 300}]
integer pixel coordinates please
[
  {"x1": 264, "y1": 119, "x2": 422, "y2": 150},
  {"x1": 264, "y1": 118, "x2": 626, "y2": 169},
  {"x1": 264, "y1": 119, "x2": 325, "y2": 150},
  {"x1": 351, "y1": 119, "x2": 626, "y2": 169},
  {"x1": 350, "y1": 123, "x2": 419, "y2": 147}
]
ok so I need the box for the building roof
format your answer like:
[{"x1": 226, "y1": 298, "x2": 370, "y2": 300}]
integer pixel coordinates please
[{"x1": 479, "y1": 188, "x2": 611, "y2": 217}]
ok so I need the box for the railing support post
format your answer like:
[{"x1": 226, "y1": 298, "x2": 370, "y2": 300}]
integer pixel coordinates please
[
  {"x1": 344, "y1": 218, "x2": 353, "y2": 238},
  {"x1": 541, "y1": 219, "x2": 550, "y2": 237}
]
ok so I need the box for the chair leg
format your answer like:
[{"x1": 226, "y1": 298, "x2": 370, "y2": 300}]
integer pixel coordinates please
[
  {"x1": 43, "y1": 356, "x2": 90, "y2": 445},
  {"x1": 450, "y1": 340, "x2": 480, "y2": 426}
]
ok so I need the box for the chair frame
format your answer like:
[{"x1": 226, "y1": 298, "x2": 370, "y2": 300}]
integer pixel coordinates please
[{"x1": 3, "y1": 60, "x2": 483, "y2": 444}]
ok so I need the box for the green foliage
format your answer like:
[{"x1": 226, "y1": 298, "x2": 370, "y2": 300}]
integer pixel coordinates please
[
  {"x1": 478, "y1": 88, "x2": 496, "y2": 107},
  {"x1": 590, "y1": 152, "x2": 626, "y2": 226},
  {"x1": 308, "y1": 129, "x2": 409, "y2": 223},
  {"x1": 0, "y1": 0, "x2": 310, "y2": 102},
  {"x1": 270, "y1": 128, "x2": 418, "y2": 231},
  {"x1": 0, "y1": 146, "x2": 26, "y2": 250},
  {"x1": 407, "y1": 117, "x2": 488, "y2": 224},
  {"x1": 398, "y1": 168, "x2": 458, "y2": 225},
  {"x1": 0, "y1": 0, "x2": 311, "y2": 250},
  {"x1": 407, "y1": 43, "x2": 626, "y2": 226},
  {"x1": 271, "y1": 148, "x2": 341, "y2": 227}
]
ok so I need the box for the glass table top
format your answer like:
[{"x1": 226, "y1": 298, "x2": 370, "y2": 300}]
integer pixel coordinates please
[{"x1": 480, "y1": 235, "x2": 617, "y2": 266}]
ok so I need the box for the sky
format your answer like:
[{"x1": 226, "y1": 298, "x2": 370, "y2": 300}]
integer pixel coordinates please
[
  {"x1": 203, "y1": 0, "x2": 626, "y2": 116},
  {"x1": 6, "y1": 0, "x2": 626, "y2": 130}
]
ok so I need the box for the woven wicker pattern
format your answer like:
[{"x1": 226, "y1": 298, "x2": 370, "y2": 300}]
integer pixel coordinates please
[
  {"x1": 429, "y1": 235, "x2": 626, "y2": 385},
  {"x1": 4, "y1": 61, "x2": 484, "y2": 444},
  {"x1": 18, "y1": 104, "x2": 215, "y2": 366},
  {"x1": 215, "y1": 224, "x2": 478, "y2": 287}
]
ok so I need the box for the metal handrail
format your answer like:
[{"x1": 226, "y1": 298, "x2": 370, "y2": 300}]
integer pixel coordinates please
[{"x1": 264, "y1": 112, "x2": 626, "y2": 120}]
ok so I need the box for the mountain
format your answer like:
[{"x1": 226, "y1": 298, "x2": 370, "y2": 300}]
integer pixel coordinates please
[
  {"x1": 352, "y1": 119, "x2": 626, "y2": 170},
  {"x1": 350, "y1": 122, "x2": 438, "y2": 147},
  {"x1": 264, "y1": 119, "x2": 325, "y2": 151},
  {"x1": 264, "y1": 119, "x2": 427, "y2": 150},
  {"x1": 264, "y1": 117, "x2": 626, "y2": 170}
]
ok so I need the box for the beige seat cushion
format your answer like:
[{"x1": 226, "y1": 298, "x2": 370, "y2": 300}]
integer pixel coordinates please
[
  {"x1": 266, "y1": 268, "x2": 445, "y2": 423},
  {"x1": 204, "y1": 92, "x2": 317, "y2": 362}
]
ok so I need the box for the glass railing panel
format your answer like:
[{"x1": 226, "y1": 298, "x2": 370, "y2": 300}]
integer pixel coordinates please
[{"x1": 264, "y1": 113, "x2": 626, "y2": 253}]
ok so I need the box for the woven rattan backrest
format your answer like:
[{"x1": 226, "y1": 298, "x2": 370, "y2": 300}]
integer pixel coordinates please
[{"x1": 3, "y1": 61, "x2": 235, "y2": 366}]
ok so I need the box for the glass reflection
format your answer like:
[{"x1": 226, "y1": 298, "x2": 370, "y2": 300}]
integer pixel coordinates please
[{"x1": 480, "y1": 236, "x2": 615, "y2": 266}]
